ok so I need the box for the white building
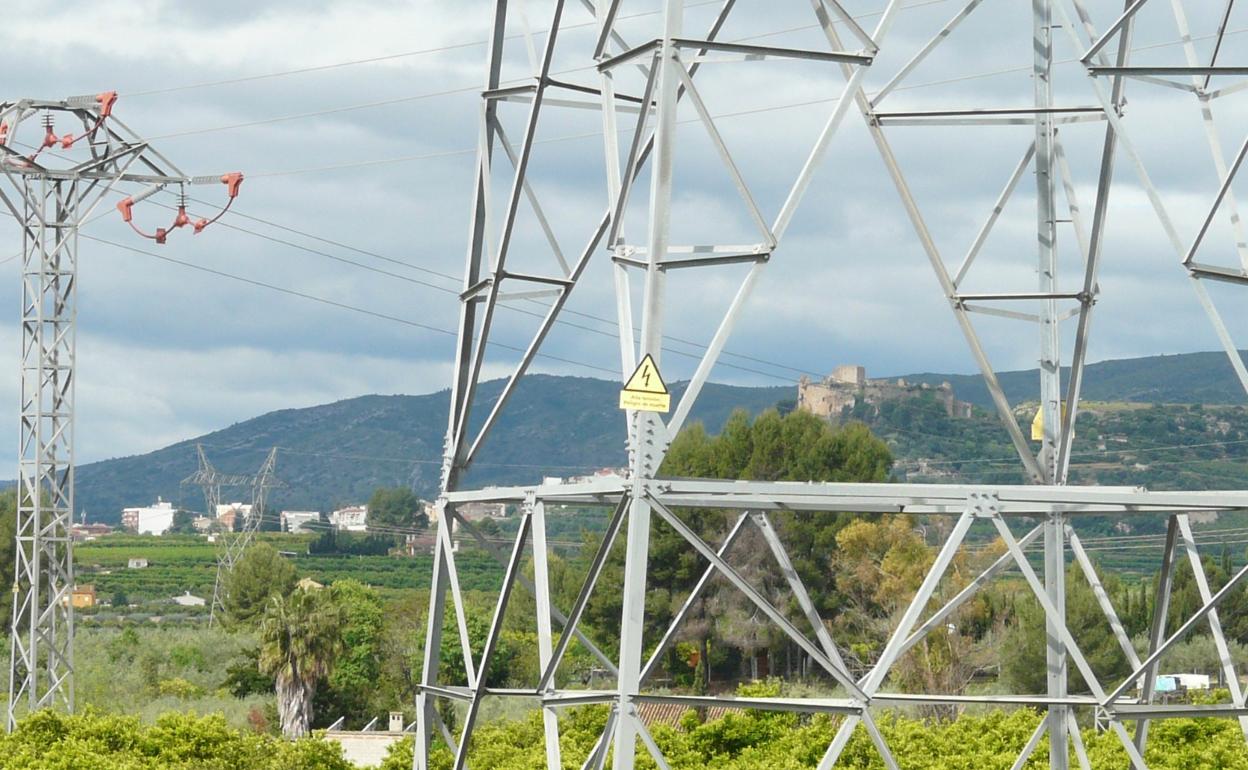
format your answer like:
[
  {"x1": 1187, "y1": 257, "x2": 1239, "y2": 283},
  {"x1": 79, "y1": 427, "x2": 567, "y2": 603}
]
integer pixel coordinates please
[
  {"x1": 330, "y1": 505, "x2": 368, "y2": 532},
  {"x1": 120, "y1": 499, "x2": 176, "y2": 536},
  {"x1": 171, "y1": 591, "x2": 206, "y2": 607},
  {"x1": 281, "y1": 510, "x2": 321, "y2": 534}
]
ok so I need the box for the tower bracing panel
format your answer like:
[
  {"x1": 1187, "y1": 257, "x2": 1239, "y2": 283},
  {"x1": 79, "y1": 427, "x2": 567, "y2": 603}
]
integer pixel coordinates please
[{"x1": 403, "y1": 2, "x2": 1248, "y2": 769}]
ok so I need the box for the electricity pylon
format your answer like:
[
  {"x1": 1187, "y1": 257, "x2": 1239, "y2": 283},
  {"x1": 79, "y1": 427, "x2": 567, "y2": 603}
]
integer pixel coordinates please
[
  {"x1": 183, "y1": 446, "x2": 281, "y2": 624},
  {"x1": 0, "y1": 94, "x2": 240, "y2": 728},
  {"x1": 414, "y1": 3, "x2": 1248, "y2": 770}
]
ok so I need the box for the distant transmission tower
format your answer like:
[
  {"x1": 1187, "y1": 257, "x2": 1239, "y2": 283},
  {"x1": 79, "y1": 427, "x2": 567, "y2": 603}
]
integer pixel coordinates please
[
  {"x1": 183, "y1": 446, "x2": 280, "y2": 624},
  {"x1": 0, "y1": 94, "x2": 241, "y2": 728}
]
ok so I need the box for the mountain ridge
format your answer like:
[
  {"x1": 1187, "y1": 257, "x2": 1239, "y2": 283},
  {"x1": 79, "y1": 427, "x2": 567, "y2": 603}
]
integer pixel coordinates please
[{"x1": 72, "y1": 350, "x2": 1248, "y2": 524}]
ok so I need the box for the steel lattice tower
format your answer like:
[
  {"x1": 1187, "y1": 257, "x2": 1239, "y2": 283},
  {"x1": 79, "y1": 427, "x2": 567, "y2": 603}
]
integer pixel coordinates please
[
  {"x1": 404, "y1": 1, "x2": 1248, "y2": 769},
  {"x1": 0, "y1": 95, "x2": 241, "y2": 727},
  {"x1": 183, "y1": 446, "x2": 281, "y2": 624}
]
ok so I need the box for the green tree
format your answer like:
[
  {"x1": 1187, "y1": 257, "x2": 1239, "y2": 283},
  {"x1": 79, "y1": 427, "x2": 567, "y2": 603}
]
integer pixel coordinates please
[
  {"x1": 1002, "y1": 562, "x2": 1135, "y2": 694},
  {"x1": 224, "y1": 542, "x2": 298, "y2": 627},
  {"x1": 367, "y1": 487, "x2": 427, "y2": 531},
  {"x1": 315, "y1": 579, "x2": 385, "y2": 727},
  {"x1": 573, "y1": 408, "x2": 892, "y2": 685},
  {"x1": 167, "y1": 509, "x2": 197, "y2": 535},
  {"x1": 223, "y1": 646, "x2": 273, "y2": 698},
  {"x1": 259, "y1": 587, "x2": 345, "y2": 739}
]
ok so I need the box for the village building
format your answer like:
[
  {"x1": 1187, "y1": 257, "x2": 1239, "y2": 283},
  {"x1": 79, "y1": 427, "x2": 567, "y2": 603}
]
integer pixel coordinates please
[
  {"x1": 120, "y1": 499, "x2": 177, "y2": 536},
  {"x1": 70, "y1": 522, "x2": 113, "y2": 541},
  {"x1": 329, "y1": 505, "x2": 368, "y2": 532},
  {"x1": 66, "y1": 585, "x2": 96, "y2": 609}
]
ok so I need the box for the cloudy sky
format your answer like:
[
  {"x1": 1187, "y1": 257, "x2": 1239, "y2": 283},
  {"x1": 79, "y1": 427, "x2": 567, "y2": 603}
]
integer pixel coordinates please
[{"x1": 1, "y1": 0, "x2": 1246, "y2": 466}]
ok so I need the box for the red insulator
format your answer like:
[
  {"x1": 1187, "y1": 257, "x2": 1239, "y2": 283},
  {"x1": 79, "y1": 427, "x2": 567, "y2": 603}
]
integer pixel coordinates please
[
  {"x1": 96, "y1": 91, "x2": 118, "y2": 118},
  {"x1": 191, "y1": 173, "x2": 244, "y2": 235},
  {"x1": 221, "y1": 172, "x2": 244, "y2": 198}
]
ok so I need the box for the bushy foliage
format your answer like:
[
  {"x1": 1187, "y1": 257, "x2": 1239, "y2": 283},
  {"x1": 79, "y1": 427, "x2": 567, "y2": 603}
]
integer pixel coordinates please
[
  {"x1": 67, "y1": 625, "x2": 273, "y2": 732},
  {"x1": 316, "y1": 579, "x2": 386, "y2": 727},
  {"x1": 378, "y1": 689, "x2": 1248, "y2": 770},
  {"x1": 224, "y1": 542, "x2": 298, "y2": 626},
  {"x1": 11, "y1": 684, "x2": 1248, "y2": 770},
  {"x1": 0, "y1": 709, "x2": 354, "y2": 770},
  {"x1": 368, "y1": 486, "x2": 428, "y2": 531}
]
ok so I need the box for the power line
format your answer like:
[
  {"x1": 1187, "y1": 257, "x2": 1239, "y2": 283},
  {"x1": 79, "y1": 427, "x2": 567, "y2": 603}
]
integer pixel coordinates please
[
  {"x1": 1077, "y1": 524, "x2": 1248, "y2": 544},
  {"x1": 0, "y1": 172, "x2": 633, "y2": 379},
  {"x1": 81, "y1": 233, "x2": 621, "y2": 375},
  {"x1": 0, "y1": 157, "x2": 811, "y2": 385},
  {"x1": 131, "y1": 188, "x2": 818, "y2": 381}
]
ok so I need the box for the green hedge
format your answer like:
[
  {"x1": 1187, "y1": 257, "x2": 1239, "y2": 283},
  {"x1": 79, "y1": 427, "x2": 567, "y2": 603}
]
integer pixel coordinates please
[{"x1": 0, "y1": 710, "x2": 354, "y2": 770}]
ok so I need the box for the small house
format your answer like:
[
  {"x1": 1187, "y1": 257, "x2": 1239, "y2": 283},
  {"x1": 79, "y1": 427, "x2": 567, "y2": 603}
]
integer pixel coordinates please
[{"x1": 67, "y1": 585, "x2": 96, "y2": 609}]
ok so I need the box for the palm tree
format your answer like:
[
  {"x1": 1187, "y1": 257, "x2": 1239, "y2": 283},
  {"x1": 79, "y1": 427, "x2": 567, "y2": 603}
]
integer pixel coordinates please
[{"x1": 259, "y1": 587, "x2": 344, "y2": 738}]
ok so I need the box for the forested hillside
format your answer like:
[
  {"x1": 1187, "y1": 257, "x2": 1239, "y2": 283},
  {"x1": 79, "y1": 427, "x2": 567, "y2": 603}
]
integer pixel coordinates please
[{"x1": 904, "y1": 350, "x2": 1248, "y2": 407}]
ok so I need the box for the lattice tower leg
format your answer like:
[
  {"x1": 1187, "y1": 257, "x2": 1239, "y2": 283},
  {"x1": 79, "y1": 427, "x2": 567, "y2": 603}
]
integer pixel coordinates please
[
  {"x1": 610, "y1": 2, "x2": 682, "y2": 767},
  {"x1": 1033, "y1": 1, "x2": 1069, "y2": 763},
  {"x1": 7, "y1": 177, "x2": 78, "y2": 729}
]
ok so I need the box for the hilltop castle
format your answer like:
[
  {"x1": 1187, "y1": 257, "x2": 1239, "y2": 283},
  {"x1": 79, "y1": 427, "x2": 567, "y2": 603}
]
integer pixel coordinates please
[{"x1": 797, "y1": 365, "x2": 973, "y2": 420}]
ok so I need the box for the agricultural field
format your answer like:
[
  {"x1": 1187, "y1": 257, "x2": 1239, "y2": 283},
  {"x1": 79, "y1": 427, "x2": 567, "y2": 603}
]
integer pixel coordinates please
[{"x1": 73, "y1": 532, "x2": 506, "y2": 611}]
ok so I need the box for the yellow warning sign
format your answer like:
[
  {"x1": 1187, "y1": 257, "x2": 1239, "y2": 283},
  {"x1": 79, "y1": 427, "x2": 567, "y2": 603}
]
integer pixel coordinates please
[
  {"x1": 1031, "y1": 403, "x2": 1067, "y2": 442},
  {"x1": 619, "y1": 354, "x2": 670, "y2": 412}
]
